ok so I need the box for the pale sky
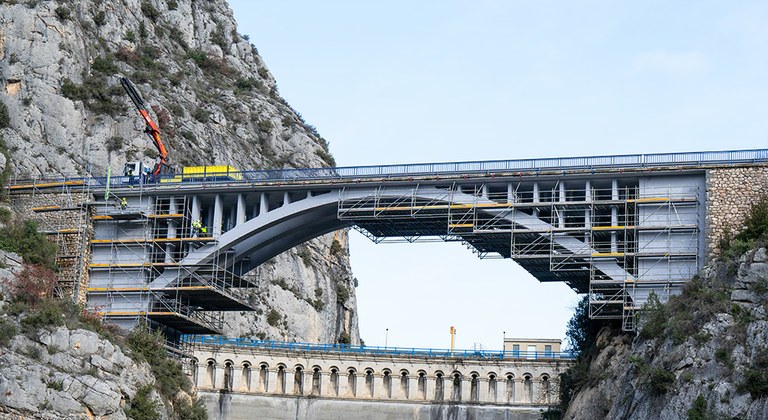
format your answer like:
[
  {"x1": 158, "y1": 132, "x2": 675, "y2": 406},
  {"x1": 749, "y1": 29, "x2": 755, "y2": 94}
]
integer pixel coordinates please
[{"x1": 229, "y1": 1, "x2": 768, "y2": 350}]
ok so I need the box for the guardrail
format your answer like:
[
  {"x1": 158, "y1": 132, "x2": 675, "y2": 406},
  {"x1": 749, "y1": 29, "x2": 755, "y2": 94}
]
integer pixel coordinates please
[
  {"x1": 9, "y1": 148, "x2": 768, "y2": 190},
  {"x1": 183, "y1": 335, "x2": 576, "y2": 361}
]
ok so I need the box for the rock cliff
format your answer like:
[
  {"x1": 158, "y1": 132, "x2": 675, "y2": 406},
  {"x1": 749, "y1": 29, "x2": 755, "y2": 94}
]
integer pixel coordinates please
[
  {"x1": 0, "y1": 0, "x2": 358, "y2": 344},
  {"x1": 561, "y1": 249, "x2": 768, "y2": 419}
]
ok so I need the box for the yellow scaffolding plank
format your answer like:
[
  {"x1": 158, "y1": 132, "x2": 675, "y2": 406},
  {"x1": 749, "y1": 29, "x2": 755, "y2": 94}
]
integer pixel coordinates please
[
  {"x1": 93, "y1": 215, "x2": 113, "y2": 220},
  {"x1": 448, "y1": 223, "x2": 474, "y2": 228},
  {"x1": 32, "y1": 205, "x2": 61, "y2": 212},
  {"x1": 591, "y1": 225, "x2": 635, "y2": 231},
  {"x1": 9, "y1": 180, "x2": 85, "y2": 190},
  {"x1": 591, "y1": 252, "x2": 625, "y2": 257},
  {"x1": 628, "y1": 197, "x2": 669, "y2": 203},
  {"x1": 147, "y1": 213, "x2": 184, "y2": 219}
]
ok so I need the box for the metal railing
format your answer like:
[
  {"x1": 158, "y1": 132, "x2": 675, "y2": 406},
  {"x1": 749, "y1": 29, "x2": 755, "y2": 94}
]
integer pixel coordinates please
[
  {"x1": 183, "y1": 335, "x2": 576, "y2": 361},
  {"x1": 8, "y1": 148, "x2": 768, "y2": 190}
]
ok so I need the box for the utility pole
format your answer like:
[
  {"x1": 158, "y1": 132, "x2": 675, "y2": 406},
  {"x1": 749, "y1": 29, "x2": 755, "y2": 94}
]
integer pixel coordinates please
[{"x1": 449, "y1": 326, "x2": 456, "y2": 354}]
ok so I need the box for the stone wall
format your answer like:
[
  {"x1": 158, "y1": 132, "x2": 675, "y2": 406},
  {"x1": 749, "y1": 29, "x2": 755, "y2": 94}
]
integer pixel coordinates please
[
  {"x1": 199, "y1": 392, "x2": 546, "y2": 420},
  {"x1": 706, "y1": 166, "x2": 768, "y2": 259},
  {"x1": 190, "y1": 344, "x2": 571, "y2": 410},
  {"x1": 9, "y1": 188, "x2": 93, "y2": 302}
]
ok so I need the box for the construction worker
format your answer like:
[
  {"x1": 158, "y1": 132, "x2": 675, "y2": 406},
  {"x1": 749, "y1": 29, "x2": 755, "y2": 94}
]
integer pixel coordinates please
[
  {"x1": 119, "y1": 197, "x2": 128, "y2": 210},
  {"x1": 192, "y1": 220, "x2": 202, "y2": 238}
]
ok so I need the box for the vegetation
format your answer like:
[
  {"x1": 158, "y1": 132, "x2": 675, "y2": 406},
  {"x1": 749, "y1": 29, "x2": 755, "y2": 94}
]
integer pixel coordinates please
[
  {"x1": 296, "y1": 246, "x2": 313, "y2": 267},
  {"x1": 54, "y1": 6, "x2": 70, "y2": 21},
  {"x1": 637, "y1": 279, "x2": 730, "y2": 345},
  {"x1": 687, "y1": 395, "x2": 709, "y2": 420},
  {"x1": 140, "y1": 1, "x2": 160, "y2": 22},
  {"x1": 0, "y1": 318, "x2": 17, "y2": 346},
  {"x1": 337, "y1": 331, "x2": 350, "y2": 345},
  {"x1": 106, "y1": 136, "x2": 125, "y2": 153},
  {"x1": 0, "y1": 220, "x2": 57, "y2": 269},
  {"x1": 266, "y1": 308, "x2": 281, "y2": 326},
  {"x1": 124, "y1": 385, "x2": 159, "y2": 420},
  {"x1": 557, "y1": 296, "x2": 616, "y2": 415},
  {"x1": 719, "y1": 198, "x2": 768, "y2": 261},
  {"x1": 125, "y1": 326, "x2": 207, "y2": 418},
  {"x1": 336, "y1": 283, "x2": 350, "y2": 305},
  {"x1": 330, "y1": 239, "x2": 342, "y2": 256},
  {"x1": 0, "y1": 101, "x2": 9, "y2": 129}
]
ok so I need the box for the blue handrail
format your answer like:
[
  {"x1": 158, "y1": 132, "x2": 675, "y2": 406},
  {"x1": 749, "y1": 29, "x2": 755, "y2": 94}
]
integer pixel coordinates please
[
  {"x1": 10, "y1": 148, "x2": 768, "y2": 189},
  {"x1": 180, "y1": 335, "x2": 576, "y2": 360}
]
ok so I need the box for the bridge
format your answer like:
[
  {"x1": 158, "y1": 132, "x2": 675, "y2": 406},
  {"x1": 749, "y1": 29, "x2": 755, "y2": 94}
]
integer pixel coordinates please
[
  {"x1": 184, "y1": 335, "x2": 572, "y2": 419},
  {"x1": 8, "y1": 148, "x2": 768, "y2": 338}
]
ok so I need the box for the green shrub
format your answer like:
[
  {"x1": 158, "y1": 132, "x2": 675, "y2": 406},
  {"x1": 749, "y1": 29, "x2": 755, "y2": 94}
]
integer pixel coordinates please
[
  {"x1": 715, "y1": 348, "x2": 732, "y2": 367},
  {"x1": 167, "y1": 0, "x2": 178, "y2": 11},
  {"x1": 92, "y1": 56, "x2": 118, "y2": 74},
  {"x1": 338, "y1": 331, "x2": 350, "y2": 345},
  {"x1": 336, "y1": 283, "x2": 349, "y2": 304},
  {"x1": 267, "y1": 309, "x2": 281, "y2": 326},
  {"x1": 649, "y1": 367, "x2": 675, "y2": 394},
  {"x1": 106, "y1": 136, "x2": 124, "y2": 152},
  {"x1": 315, "y1": 149, "x2": 336, "y2": 166},
  {"x1": 174, "y1": 397, "x2": 207, "y2": 420},
  {"x1": 330, "y1": 239, "x2": 342, "y2": 256},
  {"x1": 126, "y1": 327, "x2": 191, "y2": 398},
  {"x1": 47, "y1": 378, "x2": 63, "y2": 391},
  {"x1": 743, "y1": 368, "x2": 768, "y2": 397},
  {"x1": 192, "y1": 108, "x2": 209, "y2": 123},
  {"x1": 0, "y1": 220, "x2": 57, "y2": 269},
  {"x1": 0, "y1": 102, "x2": 9, "y2": 128},
  {"x1": 21, "y1": 300, "x2": 65, "y2": 333},
  {"x1": 93, "y1": 11, "x2": 106, "y2": 26},
  {"x1": 54, "y1": 6, "x2": 70, "y2": 20},
  {"x1": 125, "y1": 385, "x2": 159, "y2": 420},
  {"x1": 0, "y1": 318, "x2": 17, "y2": 346},
  {"x1": 140, "y1": 1, "x2": 160, "y2": 22},
  {"x1": 257, "y1": 120, "x2": 273, "y2": 133},
  {"x1": 297, "y1": 247, "x2": 313, "y2": 267},
  {"x1": 687, "y1": 395, "x2": 708, "y2": 420}
]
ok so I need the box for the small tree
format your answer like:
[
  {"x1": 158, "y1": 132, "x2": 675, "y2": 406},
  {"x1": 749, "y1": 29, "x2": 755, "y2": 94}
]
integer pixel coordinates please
[{"x1": 8, "y1": 264, "x2": 58, "y2": 306}]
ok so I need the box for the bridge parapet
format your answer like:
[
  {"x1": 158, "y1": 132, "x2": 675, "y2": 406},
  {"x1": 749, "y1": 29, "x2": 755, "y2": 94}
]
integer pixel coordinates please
[{"x1": 187, "y1": 338, "x2": 572, "y2": 406}]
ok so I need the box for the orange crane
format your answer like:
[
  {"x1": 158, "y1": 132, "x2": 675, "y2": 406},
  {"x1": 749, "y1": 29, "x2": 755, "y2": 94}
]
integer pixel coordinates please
[{"x1": 120, "y1": 77, "x2": 172, "y2": 179}]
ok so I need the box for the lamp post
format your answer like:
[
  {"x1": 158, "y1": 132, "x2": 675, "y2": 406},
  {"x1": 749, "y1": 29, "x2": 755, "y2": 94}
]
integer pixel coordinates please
[{"x1": 385, "y1": 328, "x2": 389, "y2": 349}]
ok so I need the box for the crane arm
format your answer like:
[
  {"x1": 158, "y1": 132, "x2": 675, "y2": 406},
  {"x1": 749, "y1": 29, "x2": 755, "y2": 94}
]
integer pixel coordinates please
[{"x1": 120, "y1": 77, "x2": 169, "y2": 175}]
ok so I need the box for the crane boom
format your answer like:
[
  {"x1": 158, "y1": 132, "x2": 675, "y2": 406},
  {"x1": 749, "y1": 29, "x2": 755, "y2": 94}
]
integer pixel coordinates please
[{"x1": 120, "y1": 77, "x2": 170, "y2": 176}]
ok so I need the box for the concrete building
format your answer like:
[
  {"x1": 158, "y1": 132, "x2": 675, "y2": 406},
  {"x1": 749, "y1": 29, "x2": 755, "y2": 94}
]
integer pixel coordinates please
[{"x1": 504, "y1": 338, "x2": 562, "y2": 358}]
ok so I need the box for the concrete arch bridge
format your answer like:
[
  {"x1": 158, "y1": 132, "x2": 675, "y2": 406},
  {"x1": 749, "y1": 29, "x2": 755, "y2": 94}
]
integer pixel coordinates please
[{"x1": 8, "y1": 148, "x2": 768, "y2": 336}]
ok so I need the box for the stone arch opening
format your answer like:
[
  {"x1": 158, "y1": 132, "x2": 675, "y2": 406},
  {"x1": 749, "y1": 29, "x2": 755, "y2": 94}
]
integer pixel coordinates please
[
  {"x1": 400, "y1": 370, "x2": 409, "y2": 399},
  {"x1": 277, "y1": 364, "x2": 287, "y2": 394},
  {"x1": 259, "y1": 363, "x2": 269, "y2": 392},
  {"x1": 541, "y1": 374, "x2": 551, "y2": 404},
  {"x1": 365, "y1": 369, "x2": 374, "y2": 398},
  {"x1": 417, "y1": 371, "x2": 427, "y2": 400},
  {"x1": 470, "y1": 373, "x2": 479, "y2": 402},
  {"x1": 434, "y1": 372, "x2": 444, "y2": 401},
  {"x1": 312, "y1": 367, "x2": 321, "y2": 396},
  {"x1": 382, "y1": 369, "x2": 392, "y2": 398},
  {"x1": 294, "y1": 366, "x2": 304, "y2": 395},
  {"x1": 206, "y1": 359, "x2": 216, "y2": 388},
  {"x1": 347, "y1": 368, "x2": 357, "y2": 397},
  {"x1": 488, "y1": 373, "x2": 497, "y2": 402},
  {"x1": 330, "y1": 367, "x2": 339, "y2": 396},
  {"x1": 241, "y1": 362, "x2": 252, "y2": 391},
  {"x1": 523, "y1": 374, "x2": 533, "y2": 403},
  {"x1": 223, "y1": 361, "x2": 234, "y2": 391},
  {"x1": 452, "y1": 372, "x2": 462, "y2": 401},
  {"x1": 505, "y1": 374, "x2": 515, "y2": 402},
  {"x1": 190, "y1": 358, "x2": 199, "y2": 387}
]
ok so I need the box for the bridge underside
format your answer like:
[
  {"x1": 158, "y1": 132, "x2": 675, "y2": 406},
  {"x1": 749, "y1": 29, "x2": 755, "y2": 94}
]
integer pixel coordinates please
[{"x1": 80, "y1": 169, "x2": 703, "y2": 334}]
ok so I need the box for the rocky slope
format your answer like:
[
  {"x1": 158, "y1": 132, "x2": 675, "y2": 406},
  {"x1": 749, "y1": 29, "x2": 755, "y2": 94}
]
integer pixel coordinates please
[
  {"x1": 562, "y1": 249, "x2": 768, "y2": 419},
  {"x1": 0, "y1": 250, "x2": 165, "y2": 419},
  {"x1": 0, "y1": 0, "x2": 359, "y2": 344}
]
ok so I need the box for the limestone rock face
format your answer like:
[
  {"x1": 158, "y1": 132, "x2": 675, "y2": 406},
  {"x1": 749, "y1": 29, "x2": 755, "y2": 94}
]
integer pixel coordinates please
[
  {"x1": 0, "y1": 0, "x2": 358, "y2": 344},
  {"x1": 563, "y1": 249, "x2": 768, "y2": 420},
  {"x1": 0, "y1": 328, "x2": 156, "y2": 419}
]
